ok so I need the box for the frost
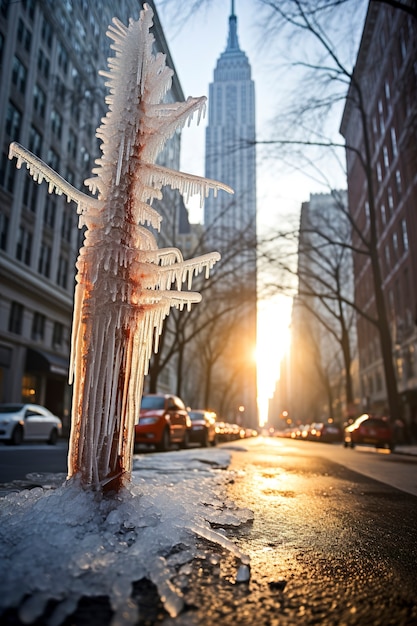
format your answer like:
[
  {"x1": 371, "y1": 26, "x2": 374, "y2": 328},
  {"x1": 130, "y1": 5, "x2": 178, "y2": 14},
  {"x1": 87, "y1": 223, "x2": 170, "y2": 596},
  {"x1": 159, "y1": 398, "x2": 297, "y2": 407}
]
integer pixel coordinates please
[
  {"x1": 8, "y1": 3, "x2": 233, "y2": 492},
  {"x1": 0, "y1": 449, "x2": 252, "y2": 624}
]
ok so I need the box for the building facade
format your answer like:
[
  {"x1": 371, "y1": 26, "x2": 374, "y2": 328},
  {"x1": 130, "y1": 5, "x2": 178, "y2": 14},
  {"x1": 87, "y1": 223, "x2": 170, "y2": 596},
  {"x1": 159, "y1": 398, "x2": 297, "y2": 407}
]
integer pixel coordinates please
[
  {"x1": 287, "y1": 192, "x2": 359, "y2": 426},
  {"x1": 340, "y1": 2, "x2": 417, "y2": 439},
  {"x1": 0, "y1": 0, "x2": 187, "y2": 432},
  {"x1": 202, "y1": 3, "x2": 258, "y2": 426}
]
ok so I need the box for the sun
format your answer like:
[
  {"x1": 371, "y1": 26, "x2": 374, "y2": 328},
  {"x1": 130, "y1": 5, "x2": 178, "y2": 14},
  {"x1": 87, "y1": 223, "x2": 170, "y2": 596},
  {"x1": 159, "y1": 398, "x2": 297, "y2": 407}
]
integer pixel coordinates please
[{"x1": 256, "y1": 296, "x2": 292, "y2": 426}]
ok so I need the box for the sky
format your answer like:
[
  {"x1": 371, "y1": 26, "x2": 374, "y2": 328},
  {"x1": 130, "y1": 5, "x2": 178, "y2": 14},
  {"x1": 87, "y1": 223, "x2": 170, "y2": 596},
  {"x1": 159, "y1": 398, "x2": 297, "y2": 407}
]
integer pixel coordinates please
[{"x1": 154, "y1": 0, "x2": 317, "y2": 425}]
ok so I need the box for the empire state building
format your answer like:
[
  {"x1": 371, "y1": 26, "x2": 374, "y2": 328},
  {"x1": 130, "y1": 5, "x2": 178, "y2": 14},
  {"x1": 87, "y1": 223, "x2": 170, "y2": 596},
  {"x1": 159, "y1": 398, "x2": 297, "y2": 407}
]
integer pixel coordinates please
[
  {"x1": 203, "y1": 2, "x2": 258, "y2": 427},
  {"x1": 204, "y1": 2, "x2": 257, "y2": 253}
]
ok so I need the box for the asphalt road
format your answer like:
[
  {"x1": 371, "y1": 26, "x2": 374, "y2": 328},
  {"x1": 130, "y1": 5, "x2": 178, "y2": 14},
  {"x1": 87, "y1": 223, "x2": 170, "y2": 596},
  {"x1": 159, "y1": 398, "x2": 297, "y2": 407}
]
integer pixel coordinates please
[{"x1": 1, "y1": 437, "x2": 416, "y2": 625}]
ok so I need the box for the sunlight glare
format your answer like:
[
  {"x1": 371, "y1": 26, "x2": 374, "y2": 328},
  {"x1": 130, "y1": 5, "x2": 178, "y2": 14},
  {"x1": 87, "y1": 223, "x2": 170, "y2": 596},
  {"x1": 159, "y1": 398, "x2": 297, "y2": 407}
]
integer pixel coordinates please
[{"x1": 256, "y1": 296, "x2": 292, "y2": 427}]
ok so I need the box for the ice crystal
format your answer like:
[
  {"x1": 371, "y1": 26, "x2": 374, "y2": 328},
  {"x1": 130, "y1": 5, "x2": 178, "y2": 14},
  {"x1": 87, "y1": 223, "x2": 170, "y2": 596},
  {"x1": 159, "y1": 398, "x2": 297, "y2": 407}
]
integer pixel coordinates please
[{"x1": 8, "y1": 3, "x2": 233, "y2": 492}]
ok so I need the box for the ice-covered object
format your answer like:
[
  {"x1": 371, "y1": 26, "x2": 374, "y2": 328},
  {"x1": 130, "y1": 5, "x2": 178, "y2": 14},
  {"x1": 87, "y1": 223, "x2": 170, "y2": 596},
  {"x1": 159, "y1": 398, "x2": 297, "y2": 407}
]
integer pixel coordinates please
[{"x1": 8, "y1": 3, "x2": 232, "y2": 492}]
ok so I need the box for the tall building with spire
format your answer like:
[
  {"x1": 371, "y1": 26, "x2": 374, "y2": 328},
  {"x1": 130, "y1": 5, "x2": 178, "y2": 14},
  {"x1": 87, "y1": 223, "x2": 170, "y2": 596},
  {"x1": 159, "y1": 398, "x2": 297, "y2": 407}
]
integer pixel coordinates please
[
  {"x1": 202, "y1": 2, "x2": 258, "y2": 427},
  {"x1": 204, "y1": 2, "x2": 256, "y2": 250}
]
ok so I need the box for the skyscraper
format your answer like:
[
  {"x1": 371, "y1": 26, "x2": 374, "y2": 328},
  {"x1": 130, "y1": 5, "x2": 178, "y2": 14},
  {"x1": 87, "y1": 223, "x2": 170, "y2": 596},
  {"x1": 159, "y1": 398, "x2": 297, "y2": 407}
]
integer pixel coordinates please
[
  {"x1": 202, "y1": 2, "x2": 258, "y2": 427},
  {"x1": 204, "y1": 2, "x2": 256, "y2": 251}
]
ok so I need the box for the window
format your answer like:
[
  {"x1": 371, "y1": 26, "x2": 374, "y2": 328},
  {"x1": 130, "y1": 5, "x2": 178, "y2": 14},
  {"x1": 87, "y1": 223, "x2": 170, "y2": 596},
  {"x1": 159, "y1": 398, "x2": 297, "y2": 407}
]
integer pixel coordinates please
[
  {"x1": 402, "y1": 219, "x2": 409, "y2": 252},
  {"x1": 385, "y1": 245, "x2": 391, "y2": 273},
  {"x1": 51, "y1": 110, "x2": 62, "y2": 140},
  {"x1": 52, "y1": 321, "x2": 64, "y2": 348},
  {"x1": 0, "y1": 212, "x2": 9, "y2": 250},
  {"x1": 378, "y1": 99, "x2": 385, "y2": 133},
  {"x1": 5, "y1": 102, "x2": 21, "y2": 140},
  {"x1": 57, "y1": 42, "x2": 68, "y2": 74},
  {"x1": 23, "y1": 175, "x2": 38, "y2": 212},
  {"x1": 68, "y1": 130, "x2": 77, "y2": 160},
  {"x1": 38, "y1": 243, "x2": 51, "y2": 277},
  {"x1": 61, "y1": 210, "x2": 72, "y2": 242},
  {"x1": 383, "y1": 145, "x2": 389, "y2": 169},
  {"x1": 17, "y1": 19, "x2": 32, "y2": 53},
  {"x1": 395, "y1": 170, "x2": 402, "y2": 195},
  {"x1": 391, "y1": 127, "x2": 398, "y2": 158},
  {"x1": 57, "y1": 256, "x2": 68, "y2": 289},
  {"x1": 376, "y1": 162, "x2": 382, "y2": 182},
  {"x1": 16, "y1": 226, "x2": 32, "y2": 265},
  {"x1": 28, "y1": 126, "x2": 42, "y2": 154},
  {"x1": 392, "y1": 232, "x2": 399, "y2": 261},
  {"x1": 387, "y1": 187, "x2": 394, "y2": 212},
  {"x1": 41, "y1": 18, "x2": 52, "y2": 48},
  {"x1": 12, "y1": 56, "x2": 27, "y2": 94},
  {"x1": 37, "y1": 49, "x2": 50, "y2": 80},
  {"x1": 47, "y1": 148, "x2": 59, "y2": 171},
  {"x1": 43, "y1": 196, "x2": 56, "y2": 229},
  {"x1": 380, "y1": 204, "x2": 386, "y2": 226},
  {"x1": 0, "y1": 152, "x2": 16, "y2": 193},
  {"x1": 33, "y1": 84, "x2": 46, "y2": 118},
  {"x1": 8, "y1": 302, "x2": 24, "y2": 335},
  {"x1": 31, "y1": 312, "x2": 45, "y2": 341},
  {"x1": 22, "y1": 0, "x2": 35, "y2": 20}
]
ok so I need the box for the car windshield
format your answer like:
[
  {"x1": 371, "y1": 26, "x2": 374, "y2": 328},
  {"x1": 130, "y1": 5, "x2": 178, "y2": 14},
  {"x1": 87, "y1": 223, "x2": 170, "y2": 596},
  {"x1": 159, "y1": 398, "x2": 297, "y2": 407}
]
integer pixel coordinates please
[
  {"x1": 0, "y1": 404, "x2": 24, "y2": 413},
  {"x1": 140, "y1": 396, "x2": 165, "y2": 410},
  {"x1": 189, "y1": 412, "x2": 204, "y2": 421}
]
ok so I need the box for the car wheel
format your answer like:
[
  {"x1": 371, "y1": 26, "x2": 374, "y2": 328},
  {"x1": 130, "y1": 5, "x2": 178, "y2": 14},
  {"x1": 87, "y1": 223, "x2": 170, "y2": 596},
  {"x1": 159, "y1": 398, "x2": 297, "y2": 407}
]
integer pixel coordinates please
[
  {"x1": 48, "y1": 428, "x2": 58, "y2": 445},
  {"x1": 156, "y1": 428, "x2": 170, "y2": 452},
  {"x1": 350, "y1": 442, "x2": 355, "y2": 449},
  {"x1": 343, "y1": 441, "x2": 349, "y2": 448},
  {"x1": 201, "y1": 430, "x2": 209, "y2": 448},
  {"x1": 180, "y1": 431, "x2": 189, "y2": 449},
  {"x1": 10, "y1": 426, "x2": 24, "y2": 446}
]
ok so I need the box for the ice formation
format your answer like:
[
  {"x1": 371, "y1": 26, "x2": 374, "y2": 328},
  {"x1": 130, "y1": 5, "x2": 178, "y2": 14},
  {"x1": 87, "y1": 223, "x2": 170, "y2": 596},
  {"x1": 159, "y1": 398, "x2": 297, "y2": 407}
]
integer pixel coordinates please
[
  {"x1": 8, "y1": 4, "x2": 232, "y2": 492},
  {"x1": 0, "y1": 449, "x2": 253, "y2": 625}
]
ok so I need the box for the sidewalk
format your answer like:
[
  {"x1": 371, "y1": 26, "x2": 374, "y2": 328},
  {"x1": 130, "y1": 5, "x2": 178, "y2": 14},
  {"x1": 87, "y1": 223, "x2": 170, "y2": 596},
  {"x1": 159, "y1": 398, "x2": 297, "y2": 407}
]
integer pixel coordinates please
[{"x1": 395, "y1": 445, "x2": 417, "y2": 456}]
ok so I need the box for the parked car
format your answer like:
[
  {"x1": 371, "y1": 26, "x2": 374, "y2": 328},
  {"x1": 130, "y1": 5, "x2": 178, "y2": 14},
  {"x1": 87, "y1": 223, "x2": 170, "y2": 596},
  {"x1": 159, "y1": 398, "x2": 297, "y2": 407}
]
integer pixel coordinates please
[
  {"x1": 134, "y1": 394, "x2": 191, "y2": 451},
  {"x1": 344, "y1": 414, "x2": 394, "y2": 451},
  {"x1": 309, "y1": 422, "x2": 343, "y2": 443},
  {"x1": 188, "y1": 410, "x2": 217, "y2": 447},
  {"x1": 0, "y1": 403, "x2": 62, "y2": 445}
]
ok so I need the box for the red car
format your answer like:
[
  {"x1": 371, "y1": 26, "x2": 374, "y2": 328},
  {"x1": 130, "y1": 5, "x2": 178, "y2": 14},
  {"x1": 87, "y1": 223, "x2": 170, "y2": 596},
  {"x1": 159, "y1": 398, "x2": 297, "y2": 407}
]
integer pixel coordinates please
[
  {"x1": 135, "y1": 394, "x2": 191, "y2": 451},
  {"x1": 344, "y1": 414, "x2": 394, "y2": 451}
]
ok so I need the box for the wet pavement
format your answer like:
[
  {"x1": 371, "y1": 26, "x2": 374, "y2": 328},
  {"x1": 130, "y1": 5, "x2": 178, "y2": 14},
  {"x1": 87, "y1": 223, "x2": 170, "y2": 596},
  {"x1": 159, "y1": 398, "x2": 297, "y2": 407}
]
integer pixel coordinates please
[{"x1": 1, "y1": 438, "x2": 417, "y2": 625}]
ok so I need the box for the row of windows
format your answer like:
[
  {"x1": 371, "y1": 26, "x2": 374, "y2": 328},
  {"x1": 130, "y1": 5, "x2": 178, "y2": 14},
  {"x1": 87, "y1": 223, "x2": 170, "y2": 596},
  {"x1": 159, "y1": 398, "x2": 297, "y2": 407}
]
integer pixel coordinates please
[
  {"x1": 8, "y1": 301, "x2": 68, "y2": 349},
  {"x1": 361, "y1": 343, "x2": 416, "y2": 398},
  {"x1": 383, "y1": 219, "x2": 408, "y2": 275},
  {"x1": 0, "y1": 211, "x2": 73, "y2": 287}
]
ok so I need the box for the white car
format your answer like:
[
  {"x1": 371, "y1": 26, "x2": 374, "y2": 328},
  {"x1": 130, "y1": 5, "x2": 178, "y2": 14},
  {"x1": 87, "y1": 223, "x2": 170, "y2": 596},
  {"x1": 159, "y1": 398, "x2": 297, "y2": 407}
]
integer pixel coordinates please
[{"x1": 0, "y1": 403, "x2": 62, "y2": 445}]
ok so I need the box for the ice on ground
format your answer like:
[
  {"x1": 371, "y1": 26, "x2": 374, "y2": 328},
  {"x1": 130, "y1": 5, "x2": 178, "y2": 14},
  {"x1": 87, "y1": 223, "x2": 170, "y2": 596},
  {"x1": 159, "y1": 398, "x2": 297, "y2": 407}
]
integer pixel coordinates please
[{"x1": 0, "y1": 448, "x2": 252, "y2": 625}]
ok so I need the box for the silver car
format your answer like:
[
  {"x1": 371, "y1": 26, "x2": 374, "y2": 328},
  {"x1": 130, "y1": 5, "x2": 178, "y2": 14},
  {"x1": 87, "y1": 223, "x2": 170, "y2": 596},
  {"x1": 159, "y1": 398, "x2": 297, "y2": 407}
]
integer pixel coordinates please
[{"x1": 0, "y1": 403, "x2": 62, "y2": 445}]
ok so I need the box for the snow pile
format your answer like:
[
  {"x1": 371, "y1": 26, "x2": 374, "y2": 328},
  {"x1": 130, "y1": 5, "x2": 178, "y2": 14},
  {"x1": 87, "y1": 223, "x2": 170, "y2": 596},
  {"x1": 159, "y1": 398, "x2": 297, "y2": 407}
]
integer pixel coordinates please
[{"x1": 0, "y1": 449, "x2": 252, "y2": 625}]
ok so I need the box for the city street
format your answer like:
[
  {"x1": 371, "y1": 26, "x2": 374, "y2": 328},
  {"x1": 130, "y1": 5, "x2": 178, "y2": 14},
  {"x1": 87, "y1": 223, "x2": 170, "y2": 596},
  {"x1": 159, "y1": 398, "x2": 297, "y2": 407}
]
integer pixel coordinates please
[{"x1": 0, "y1": 436, "x2": 416, "y2": 625}]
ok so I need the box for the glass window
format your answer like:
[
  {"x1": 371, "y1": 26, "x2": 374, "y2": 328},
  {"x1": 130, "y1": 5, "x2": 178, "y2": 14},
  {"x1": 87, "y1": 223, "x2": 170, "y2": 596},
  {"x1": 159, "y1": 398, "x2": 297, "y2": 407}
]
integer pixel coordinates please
[
  {"x1": 28, "y1": 126, "x2": 42, "y2": 154},
  {"x1": 31, "y1": 312, "x2": 45, "y2": 341},
  {"x1": 5, "y1": 102, "x2": 21, "y2": 140},
  {"x1": 52, "y1": 321, "x2": 64, "y2": 348},
  {"x1": 33, "y1": 84, "x2": 46, "y2": 118},
  {"x1": 402, "y1": 219, "x2": 409, "y2": 252},
  {"x1": 38, "y1": 243, "x2": 51, "y2": 277},
  {"x1": 12, "y1": 56, "x2": 27, "y2": 94},
  {"x1": 16, "y1": 226, "x2": 32, "y2": 265},
  {"x1": 57, "y1": 256, "x2": 68, "y2": 289},
  {"x1": 8, "y1": 302, "x2": 24, "y2": 335},
  {"x1": 0, "y1": 212, "x2": 8, "y2": 250}
]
